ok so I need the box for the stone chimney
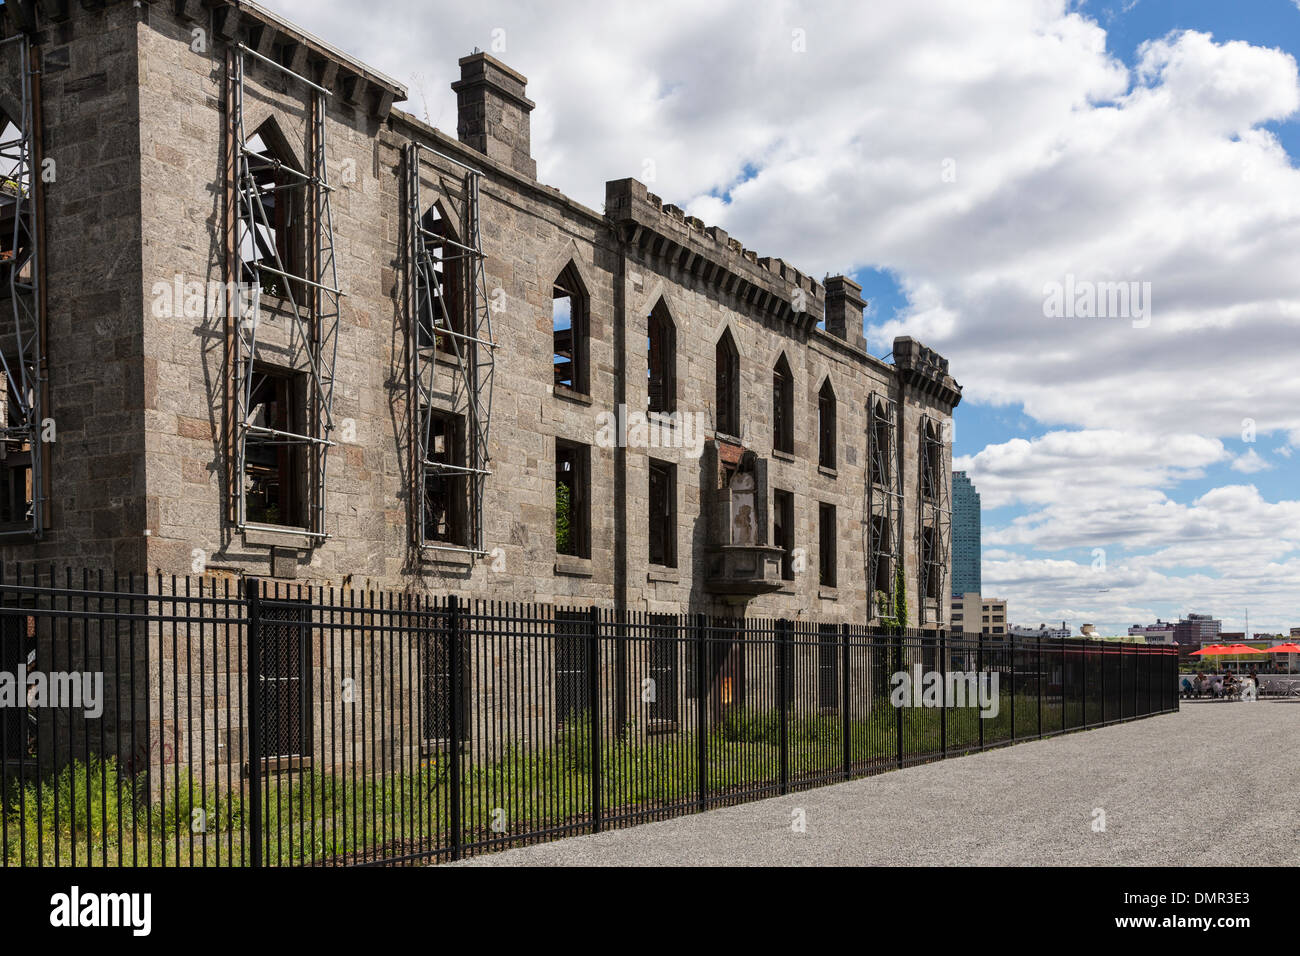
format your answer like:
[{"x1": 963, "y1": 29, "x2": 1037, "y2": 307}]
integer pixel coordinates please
[
  {"x1": 451, "y1": 52, "x2": 536, "y2": 178},
  {"x1": 823, "y1": 275, "x2": 866, "y2": 350}
]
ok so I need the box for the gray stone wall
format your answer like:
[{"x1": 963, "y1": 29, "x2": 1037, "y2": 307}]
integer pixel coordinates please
[{"x1": 0, "y1": 3, "x2": 147, "y2": 570}]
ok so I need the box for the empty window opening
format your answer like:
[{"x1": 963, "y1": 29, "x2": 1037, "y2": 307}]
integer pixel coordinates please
[
  {"x1": 871, "y1": 514, "x2": 893, "y2": 597},
  {"x1": 0, "y1": 115, "x2": 32, "y2": 279},
  {"x1": 921, "y1": 420, "x2": 941, "y2": 500},
  {"x1": 553, "y1": 264, "x2": 588, "y2": 392},
  {"x1": 423, "y1": 409, "x2": 468, "y2": 546},
  {"x1": 244, "y1": 368, "x2": 307, "y2": 528},
  {"x1": 922, "y1": 525, "x2": 941, "y2": 600},
  {"x1": 773, "y1": 354, "x2": 794, "y2": 455},
  {"x1": 715, "y1": 328, "x2": 740, "y2": 438},
  {"x1": 0, "y1": 370, "x2": 34, "y2": 530},
  {"x1": 416, "y1": 204, "x2": 465, "y2": 351},
  {"x1": 773, "y1": 488, "x2": 795, "y2": 581},
  {"x1": 648, "y1": 458, "x2": 677, "y2": 568},
  {"x1": 555, "y1": 439, "x2": 590, "y2": 558},
  {"x1": 818, "y1": 502, "x2": 837, "y2": 588},
  {"x1": 870, "y1": 401, "x2": 892, "y2": 487},
  {"x1": 240, "y1": 125, "x2": 305, "y2": 299},
  {"x1": 818, "y1": 378, "x2": 836, "y2": 469},
  {"x1": 647, "y1": 300, "x2": 676, "y2": 414}
]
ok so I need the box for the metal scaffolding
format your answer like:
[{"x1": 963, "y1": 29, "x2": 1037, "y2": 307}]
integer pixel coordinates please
[
  {"x1": 229, "y1": 44, "x2": 341, "y2": 540},
  {"x1": 405, "y1": 142, "x2": 496, "y2": 556},
  {"x1": 918, "y1": 415, "x2": 951, "y2": 625},
  {"x1": 865, "y1": 394, "x2": 901, "y2": 620},
  {"x1": 0, "y1": 34, "x2": 46, "y2": 539}
]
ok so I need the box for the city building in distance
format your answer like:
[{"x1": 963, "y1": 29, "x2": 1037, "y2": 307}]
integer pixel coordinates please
[
  {"x1": 1128, "y1": 620, "x2": 1176, "y2": 644},
  {"x1": 1010, "y1": 622, "x2": 1071, "y2": 640},
  {"x1": 951, "y1": 471, "x2": 981, "y2": 597},
  {"x1": 951, "y1": 592, "x2": 1006, "y2": 637},
  {"x1": 1173, "y1": 614, "x2": 1221, "y2": 647}
]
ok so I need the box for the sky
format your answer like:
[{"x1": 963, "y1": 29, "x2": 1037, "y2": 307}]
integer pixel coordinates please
[{"x1": 268, "y1": 0, "x2": 1300, "y2": 637}]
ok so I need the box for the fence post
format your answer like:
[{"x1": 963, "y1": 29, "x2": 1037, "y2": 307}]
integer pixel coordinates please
[
  {"x1": 777, "y1": 619, "x2": 790, "y2": 795},
  {"x1": 1036, "y1": 636, "x2": 1043, "y2": 738},
  {"x1": 977, "y1": 630, "x2": 984, "y2": 751},
  {"x1": 1134, "y1": 646, "x2": 1140, "y2": 717},
  {"x1": 1120, "y1": 644, "x2": 1127, "y2": 720},
  {"x1": 1100, "y1": 642, "x2": 1106, "y2": 725},
  {"x1": 1078, "y1": 640, "x2": 1086, "y2": 727},
  {"x1": 841, "y1": 623, "x2": 851, "y2": 781},
  {"x1": 244, "y1": 577, "x2": 263, "y2": 869},
  {"x1": 588, "y1": 606, "x2": 602, "y2": 834},
  {"x1": 448, "y1": 594, "x2": 463, "y2": 862},
  {"x1": 695, "y1": 613, "x2": 708, "y2": 813},
  {"x1": 939, "y1": 629, "x2": 947, "y2": 758},
  {"x1": 1061, "y1": 641, "x2": 1068, "y2": 731},
  {"x1": 1009, "y1": 634, "x2": 1016, "y2": 740},
  {"x1": 895, "y1": 631, "x2": 904, "y2": 770}
]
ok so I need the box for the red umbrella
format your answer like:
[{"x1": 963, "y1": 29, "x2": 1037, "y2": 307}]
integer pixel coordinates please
[
  {"x1": 1190, "y1": 644, "x2": 1231, "y2": 656},
  {"x1": 1266, "y1": 642, "x2": 1300, "y2": 654},
  {"x1": 1222, "y1": 644, "x2": 1265, "y2": 655}
]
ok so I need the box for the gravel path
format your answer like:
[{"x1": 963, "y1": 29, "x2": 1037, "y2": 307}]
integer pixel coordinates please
[{"x1": 454, "y1": 702, "x2": 1300, "y2": 866}]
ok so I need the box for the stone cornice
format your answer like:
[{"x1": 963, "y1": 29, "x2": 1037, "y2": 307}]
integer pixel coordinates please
[{"x1": 606, "y1": 177, "x2": 823, "y2": 333}]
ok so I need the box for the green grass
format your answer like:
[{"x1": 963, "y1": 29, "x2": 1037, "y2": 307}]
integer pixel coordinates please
[{"x1": 1, "y1": 695, "x2": 1123, "y2": 866}]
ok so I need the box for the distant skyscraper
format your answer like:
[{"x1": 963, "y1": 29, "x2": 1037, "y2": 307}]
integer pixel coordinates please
[{"x1": 951, "y1": 471, "x2": 981, "y2": 597}]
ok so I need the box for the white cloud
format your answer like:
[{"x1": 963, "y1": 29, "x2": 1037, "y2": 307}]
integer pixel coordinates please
[{"x1": 1230, "y1": 449, "x2": 1272, "y2": 473}]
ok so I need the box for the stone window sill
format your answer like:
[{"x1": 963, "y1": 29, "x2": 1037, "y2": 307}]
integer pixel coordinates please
[
  {"x1": 243, "y1": 527, "x2": 316, "y2": 550},
  {"x1": 554, "y1": 554, "x2": 594, "y2": 577},
  {"x1": 553, "y1": 384, "x2": 593, "y2": 406},
  {"x1": 818, "y1": 586, "x2": 838, "y2": 600},
  {"x1": 421, "y1": 546, "x2": 475, "y2": 568},
  {"x1": 772, "y1": 448, "x2": 795, "y2": 463},
  {"x1": 818, "y1": 465, "x2": 838, "y2": 479},
  {"x1": 647, "y1": 566, "x2": 679, "y2": 584}
]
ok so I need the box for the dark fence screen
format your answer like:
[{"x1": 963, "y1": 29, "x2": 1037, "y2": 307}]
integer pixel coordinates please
[{"x1": 0, "y1": 568, "x2": 1179, "y2": 867}]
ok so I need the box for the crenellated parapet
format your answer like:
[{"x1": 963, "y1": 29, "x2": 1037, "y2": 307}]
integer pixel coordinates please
[
  {"x1": 893, "y1": 336, "x2": 962, "y2": 409},
  {"x1": 0, "y1": 0, "x2": 408, "y2": 120},
  {"x1": 606, "y1": 177, "x2": 824, "y2": 333}
]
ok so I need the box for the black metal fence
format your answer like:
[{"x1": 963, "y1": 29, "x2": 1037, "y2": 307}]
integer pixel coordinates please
[{"x1": 0, "y1": 569, "x2": 1179, "y2": 866}]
